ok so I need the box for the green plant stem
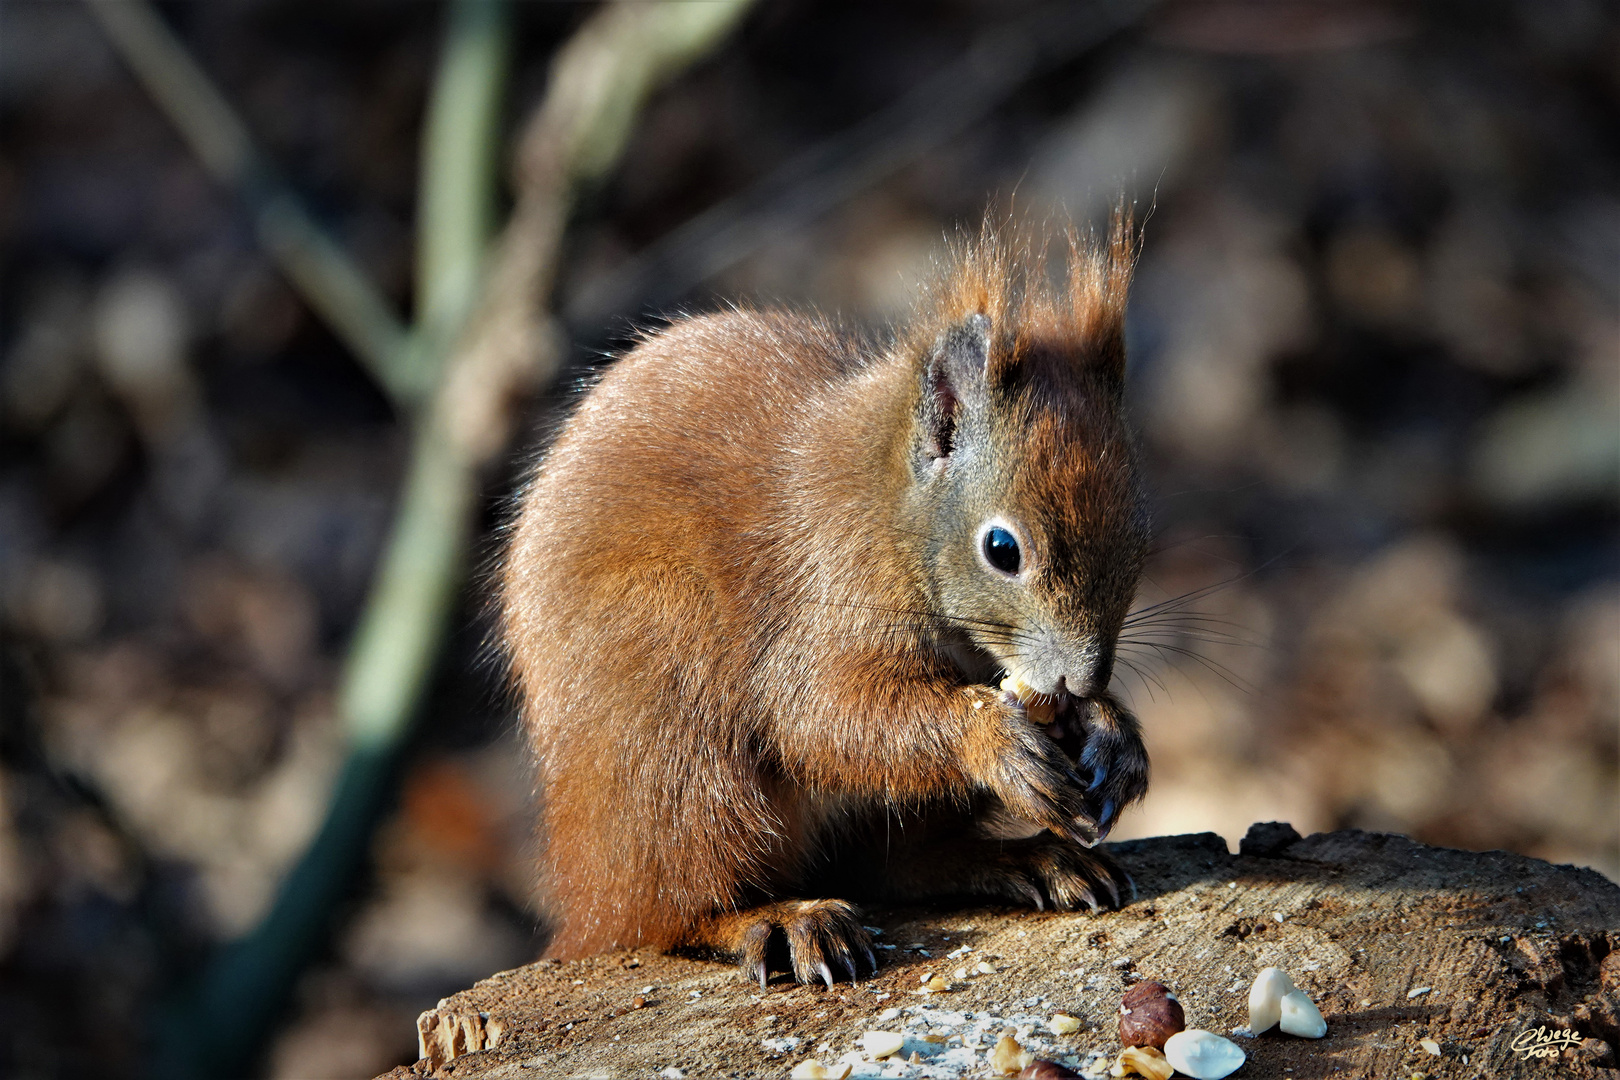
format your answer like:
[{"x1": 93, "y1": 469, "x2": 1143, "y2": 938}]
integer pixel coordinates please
[
  {"x1": 93, "y1": 1, "x2": 758, "y2": 1075},
  {"x1": 406, "y1": 0, "x2": 512, "y2": 399}
]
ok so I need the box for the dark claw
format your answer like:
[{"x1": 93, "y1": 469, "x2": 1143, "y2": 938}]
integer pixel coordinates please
[
  {"x1": 1078, "y1": 887, "x2": 1100, "y2": 913},
  {"x1": 817, "y1": 961, "x2": 835, "y2": 989},
  {"x1": 863, "y1": 944, "x2": 879, "y2": 975},
  {"x1": 1100, "y1": 872, "x2": 1122, "y2": 909},
  {"x1": 1069, "y1": 817, "x2": 1100, "y2": 848},
  {"x1": 839, "y1": 952, "x2": 860, "y2": 983}
]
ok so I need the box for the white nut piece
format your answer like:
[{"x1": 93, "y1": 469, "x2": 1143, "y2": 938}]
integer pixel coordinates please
[
  {"x1": 1048, "y1": 1012, "x2": 1083, "y2": 1035},
  {"x1": 790, "y1": 1060, "x2": 851, "y2": 1080},
  {"x1": 1279, "y1": 988, "x2": 1327, "y2": 1038},
  {"x1": 861, "y1": 1030, "x2": 905, "y2": 1059},
  {"x1": 1247, "y1": 966, "x2": 1296, "y2": 1034},
  {"x1": 1162, "y1": 1029, "x2": 1246, "y2": 1080}
]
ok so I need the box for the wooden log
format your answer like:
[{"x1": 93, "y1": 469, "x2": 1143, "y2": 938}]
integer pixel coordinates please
[{"x1": 377, "y1": 826, "x2": 1619, "y2": 1079}]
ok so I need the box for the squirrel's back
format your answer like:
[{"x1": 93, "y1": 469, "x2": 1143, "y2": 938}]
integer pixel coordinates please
[{"x1": 500, "y1": 308, "x2": 907, "y2": 956}]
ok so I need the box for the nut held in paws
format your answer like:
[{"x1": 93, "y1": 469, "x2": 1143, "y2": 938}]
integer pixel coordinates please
[{"x1": 1001, "y1": 674, "x2": 1057, "y2": 724}]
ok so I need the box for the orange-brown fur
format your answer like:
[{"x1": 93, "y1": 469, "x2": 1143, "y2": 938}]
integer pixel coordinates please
[{"x1": 501, "y1": 218, "x2": 1149, "y2": 980}]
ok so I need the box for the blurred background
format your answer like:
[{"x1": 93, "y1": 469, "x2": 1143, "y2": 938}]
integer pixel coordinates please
[{"x1": 1, "y1": 0, "x2": 1615, "y2": 1076}]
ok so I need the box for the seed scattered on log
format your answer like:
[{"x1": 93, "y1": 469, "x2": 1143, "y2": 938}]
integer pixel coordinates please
[
  {"x1": 1279, "y1": 989, "x2": 1326, "y2": 1038},
  {"x1": 1247, "y1": 967, "x2": 1295, "y2": 1034},
  {"x1": 860, "y1": 1031, "x2": 903, "y2": 1059},
  {"x1": 1162, "y1": 1030, "x2": 1246, "y2": 1080}
]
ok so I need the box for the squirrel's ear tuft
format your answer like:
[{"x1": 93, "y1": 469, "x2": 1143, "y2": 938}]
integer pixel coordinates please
[
  {"x1": 917, "y1": 314, "x2": 990, "y2": 463},
  {"x1": 1064, "y1": 208, "x2": 1136, "y2": 391},
  {"x1": 909, "y1": 209, "x2": 1136, "y2": 404}
]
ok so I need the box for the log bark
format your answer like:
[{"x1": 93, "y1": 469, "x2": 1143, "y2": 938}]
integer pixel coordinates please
[{"x1": 378, "y1": 826, "x2": 1620, "y2": 1079}]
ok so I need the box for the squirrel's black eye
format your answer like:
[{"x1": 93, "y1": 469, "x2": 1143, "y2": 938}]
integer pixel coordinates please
[{"x1": 982, "y1": 527, "x2": 1021, "y2": 575}]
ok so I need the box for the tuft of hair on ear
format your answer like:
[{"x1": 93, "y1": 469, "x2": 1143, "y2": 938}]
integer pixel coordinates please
[{"x1": 905, "y1": 207, "x2": 1138, "y2": 388}]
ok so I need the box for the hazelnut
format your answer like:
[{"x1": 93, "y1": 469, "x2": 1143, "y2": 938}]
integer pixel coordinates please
[
  {"x1": 1117, "y1": 980, "x2": 1185, "y2": 1049},
  {"x1": 1019, "y1": 1061, "x2": 1082, "y2": 1079}
]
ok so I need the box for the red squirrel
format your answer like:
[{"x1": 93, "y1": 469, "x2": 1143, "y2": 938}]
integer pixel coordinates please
[{"x1": 500, "y1": 217, "x2": 1150, "y2": 985}]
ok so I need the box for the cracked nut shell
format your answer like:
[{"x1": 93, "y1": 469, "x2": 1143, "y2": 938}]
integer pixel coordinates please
[{"x1": 1118, "y1": 980, "x2": 1186, "y2": 1049}]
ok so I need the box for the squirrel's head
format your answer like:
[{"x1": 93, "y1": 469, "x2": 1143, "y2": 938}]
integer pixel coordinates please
[{"x1": 899, "y1": 215, "x2": 1149, "y2": 705}]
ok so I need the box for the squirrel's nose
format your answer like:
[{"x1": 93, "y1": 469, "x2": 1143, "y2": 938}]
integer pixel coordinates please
[{"x1": 1056, "y1": 670, "x2": 1101, "y2": 700}]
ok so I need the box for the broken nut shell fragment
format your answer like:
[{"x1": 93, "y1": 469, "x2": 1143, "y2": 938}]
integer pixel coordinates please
[
  {"x1": 1109, "y1": 1044, "x2": 1174, "y2": 1079},
  {"x1": 1118, "y1": 980, "x2": 1185, "y2": 1049},
  {"x1": 990, "y1": 1034, "x2": 1035, "y2": 1076}
]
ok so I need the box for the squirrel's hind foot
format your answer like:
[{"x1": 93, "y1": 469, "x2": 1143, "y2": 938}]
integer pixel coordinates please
[{"x1": 692, "y1": 899, "x2": 878, "y2": 988}]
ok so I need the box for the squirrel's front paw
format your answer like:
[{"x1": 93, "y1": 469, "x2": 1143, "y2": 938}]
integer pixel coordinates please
[
  {"x1": 971, "y1": 692, "x2": 1097, "y2": 847},
  {"x1": 732, "y1": 899, "x2": 877, "y2": 988},
  {"x1": 985, "y1": 836, "x2": 1133, "y2": 912},
  {"x1": 1068, "y1": 692, "x2": 1150, "y2": 841}
]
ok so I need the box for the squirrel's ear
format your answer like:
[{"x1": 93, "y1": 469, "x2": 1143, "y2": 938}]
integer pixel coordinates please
[{"x1": 917, "y1": 313, "x2": 990, "y2": 463}]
